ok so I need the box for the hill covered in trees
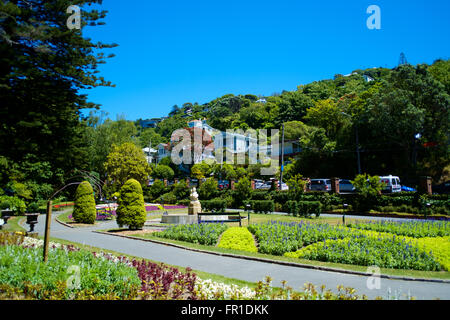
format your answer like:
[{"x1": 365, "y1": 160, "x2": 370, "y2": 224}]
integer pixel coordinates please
[{"x1": 131, "y1": 60, "x2": 449, "y2": 184}]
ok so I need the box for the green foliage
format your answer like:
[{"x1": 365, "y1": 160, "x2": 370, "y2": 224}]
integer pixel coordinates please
[
  {"x1": 116, "y1": 179, "x2": 147, "y2": 230},
  {"x1": 145, "y1": 179, "x2": 166, "y2": 201},
  {"x1": 217, "y1": 227, "x2": 258, "y2": 253},
  {"x1": 198, "y1": 178, "x2": 218, "y2": 200},
  {"x1": 0, "y1": 196, "x2": 26, "y2": 215},
  {"x1": 155, "y1": 223, "x2": 228, "y2": 246},
  {"x1": 0, "y1": 245, "x2": 140, "y2": 299},
  {"x1": 286, "y1": 174, "x2": 307, "y2": 200},
  {"x1": 191, "y1": 162, "x2": 212, "y2": 180},
  {"x1": 157, "y1": 192, "x2": 177, "y2": 205},
  {"x1": 152, "y1": 165, "x2": 174, "y2": 181},
  {"x1": 72, "y1": 181, "x2": 96, "y2": 224},
  {"x1": 249, "y1": 200, "x2": 274, "y2": 214},
  {"x1": 297, "y1": 201, "x2": 322, "y2": 218},
  {"x1": 200, "y1": 199, "x2": 227, "y2": 213},
  {"x1": 233, "y1": 177, "x2": 252, "y2": 206},
  {"x1": 285, "y1": 200, "x2": 299, "y2": 216},
  {"x1": 104, "y1": 142, "x2": 151, "y2": 189},
  {"x1": 172, "y1": 181, "x2": 190, "y2": 200}
]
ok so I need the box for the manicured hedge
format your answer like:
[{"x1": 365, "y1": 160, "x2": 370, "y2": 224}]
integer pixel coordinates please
[
  {"x1": 200, "y1": 199, "x2": 227, "y2": 213},
  {"x1": 72, "y1": 181, "x2": 96, "y2": 224},
  {"x1": 298, "y1": 201, "x2": 322, "y2": 218},
  {"x1": 250, "y1": 200, "x2": 274, "y2": 214}
]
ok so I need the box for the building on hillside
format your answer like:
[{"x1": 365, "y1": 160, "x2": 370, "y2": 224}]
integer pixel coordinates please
[
  {"x1": 143, "y1": 147, "x2": 158, "y2": 164},
  {"x1": 140, "y1": 118, "x2": 161, "y2": 128}
]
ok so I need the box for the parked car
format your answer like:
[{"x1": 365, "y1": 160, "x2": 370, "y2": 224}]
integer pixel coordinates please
[
  {"x1": 256, "y1": 181, "x2": 271, "y2": 190},
  {"x1": 309, "y1": 179, "x2": 332, "y2": 192},
  {"x1": 218, "y1": 180, "x2": 229, "y2": 190},
  {"x1": 380, "y1": 175, "x2": 402, "y2": 193},
  {"x1": 339, "y1": 179, "x2": 355, "y2": 193}
]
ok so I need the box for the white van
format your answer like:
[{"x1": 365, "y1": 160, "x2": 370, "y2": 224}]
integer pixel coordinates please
[{"x1": 379, "y1": 175, "x2": 402, "y2": 193}]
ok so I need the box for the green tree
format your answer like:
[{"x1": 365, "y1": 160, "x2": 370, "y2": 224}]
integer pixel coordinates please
[
  {"x1": 152, "y1": 165, "x2": 175, "y2": 180},
  {"x1": 198, "y1": 178, "x2": 218, "y2": 200},
  {"x1": 286, "y1": 174, "x2": 307, "y2": 200},
  {"x1": 0, "y1": 1, "x2": 117, "y2": 182},
  {"x1": 234, "y1": 177, "x2": 252, "y2": 206},
  {"x1": 72, "y1": 181, "x2": 96, "y2": 224},
  {"x1": 104, "y1": 142, "x2": 151, "y2": 189},
  {"x1": 116, "y1": 179, "x2": 146, "y2": 230},
  {"x1": 191, "y1": 162, "x2": 212, "y2": 180}
]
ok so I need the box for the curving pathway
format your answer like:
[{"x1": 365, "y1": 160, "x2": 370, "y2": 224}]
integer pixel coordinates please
[{"x1": 31, "y1": 212, "x2": 450, "y2": 300}]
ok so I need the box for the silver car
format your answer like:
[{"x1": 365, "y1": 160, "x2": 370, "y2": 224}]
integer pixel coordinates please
[
  {"x1": 309, "y1": 179, "x2": 332, "y2": 192},
  {"x1": 339, "y1": 179, "x2": 356, "y2": 193}
]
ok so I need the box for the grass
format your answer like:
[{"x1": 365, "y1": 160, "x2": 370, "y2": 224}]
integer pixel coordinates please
[{"x1": 0, "y1": 216, "x2": 27, "y2": 233}]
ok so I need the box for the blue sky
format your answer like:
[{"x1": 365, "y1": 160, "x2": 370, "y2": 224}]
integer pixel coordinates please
[{"x1": 80, "y1": 0, "x2": 450, "y2": 121}]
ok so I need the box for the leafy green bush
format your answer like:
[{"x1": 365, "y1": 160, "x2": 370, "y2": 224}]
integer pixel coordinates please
[
  {"x1": 217, "y1": 227, "x2": 258, "y2": 253},
  {"x1": 72, "y1": 181, "x2": 96, "y2": 224},
  {"x1": 116, "y1": 179, "x2": 147, "y2": 230},
  {"x1": 298, "y1": 201, "x2": 322, "y2": 218},
  {"x1": 250, "y1": 200, "x2": 274, "y2": 214},
  {"x1": 198, "y1": 178, "x2": 218, "y2": 200},
  {"x1": 285, "y1": 201, "x2": 299, "y2": 216},
  {"x1": 173, "y1": 181, "x2": 190, "y2": 200},
  {"x1": 158, "y1": 192, "x2": 177, "y2": 204},
  {"x1": 201, "y1": 199, "x2": 227, "y2": 213},
  {"x1": 251, "y1": 191, "x2": 271, "y2": 200},
  {"x1": 233, "y1": 177, "x2": 252, "y2": 206},
  {"x1": 0, "y1": 195, "x2": 27, "y2": 215}
]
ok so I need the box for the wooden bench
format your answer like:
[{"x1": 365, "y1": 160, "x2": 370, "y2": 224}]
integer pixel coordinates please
[{"x1": 197, "y1": 212, "x2": 250, "y2": 227}]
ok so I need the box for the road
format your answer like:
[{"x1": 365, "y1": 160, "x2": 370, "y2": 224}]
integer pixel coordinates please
[{"x1": 32, "y1": 212, "x2": 450, "y2": 300}]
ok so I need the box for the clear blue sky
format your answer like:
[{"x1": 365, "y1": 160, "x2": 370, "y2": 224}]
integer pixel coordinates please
[{"x1": 80, "y1": 0, "x2": 450, "y2": 121}]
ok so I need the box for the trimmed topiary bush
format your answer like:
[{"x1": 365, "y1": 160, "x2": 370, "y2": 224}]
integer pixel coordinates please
[
  {"x1": 72, "y1": 181, "x2": 96, "y2": 224},
  {"x1": 116, "y1": 179, "x2": 146, "y2": 230}
]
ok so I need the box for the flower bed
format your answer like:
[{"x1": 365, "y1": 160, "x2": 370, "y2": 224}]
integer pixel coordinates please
[
  {"x1": 154, "y1": 223, "x2": 228, "y2": 246},
  {"x1": 247, "y1": 221, "x2": 355, "y2": 256},
  {"x1": 285, "y1": 234, "x2": 442, "y2": 271},
  {"x1": 217, "y1": 227, "x2": 258, "y2": 253},
  {"x1": 347, "y1": 220, "x2": 450, "y2": 238}
]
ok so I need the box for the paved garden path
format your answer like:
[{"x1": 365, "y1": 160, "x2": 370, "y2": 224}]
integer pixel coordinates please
[{"x1": 32, "y1": 212, "x2": 450, "y2": 300}]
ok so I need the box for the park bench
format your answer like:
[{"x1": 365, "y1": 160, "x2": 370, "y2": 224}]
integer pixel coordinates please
[{"x1": 197, "y1": 212, "x2": 250, "y2": 227}]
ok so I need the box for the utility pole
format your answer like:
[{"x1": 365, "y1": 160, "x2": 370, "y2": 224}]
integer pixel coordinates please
[{"x1": 355, "y1": 125, "x2": 361, "y2": 175}]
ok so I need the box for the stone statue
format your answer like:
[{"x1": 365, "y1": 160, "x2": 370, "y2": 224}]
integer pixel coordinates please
[{"x1": 188, "y1": 187, "x2": 202, "y2": 215}]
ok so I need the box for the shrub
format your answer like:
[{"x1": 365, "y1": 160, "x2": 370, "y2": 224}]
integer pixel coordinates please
[
  {"x1": 298, "y1": 201, "x2": 322, "y2": 218},
  {"x1": 234, "y1": 177, "x2": 252, "y2": 206},
  {"x1": 72, "y1": 181, "x2": 96, "y2": 224},
  {"x1": 145, "y1": 179, "x2": 166, "y2": 201},
  {"x1": 173, "y1": 181, "x2": 190, "y2": 200},
  {"x1": 177, "y1": 199, "x2": 191, "y2": 206},
  {"x1": 251, "y1": 191, "x2": 271, "y2": 200},
  {"x1": 198, "y1": 178, "x2": 218, "y2": 200},
  {"x1": 158, "y1": 192, "x2": 177, "y2": 205},
  {"x1": 285, "y1": 201, "x2": 299, "y2": 216},
  {"x1": 116, "y1": 179, "x2": 147, "y2": 230},
  {"x1": 217, "y1": 227, "x2": 258, "y2": 253},
  {"x1": 27, "y1": 202, "x2": 40, "y2": 213},
  {"x1": 0, "y1": 196, "x2": 27, "y2": 216},
  {"x1": 201, "y1": 199, "x2": 227, "y2": 213},
  {"x1": 250, "y1": 200, "x2": 274, "y2": 214}
]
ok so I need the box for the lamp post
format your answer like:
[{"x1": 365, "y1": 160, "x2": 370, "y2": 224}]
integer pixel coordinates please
[
  {"x1": 245, "y1": 203, "x2": 252, "y2": 225},
  {"x1": 343, "y1": 203, "x2": 348, "y2": 226}
]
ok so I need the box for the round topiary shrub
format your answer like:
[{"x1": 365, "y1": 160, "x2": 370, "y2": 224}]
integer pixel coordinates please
[
  {"x1": 116, "y1": 179, "x2": 146, "y2": 230},
  {"x1": 72, "y1": 181, "x2": 96, "y2": 224}
]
